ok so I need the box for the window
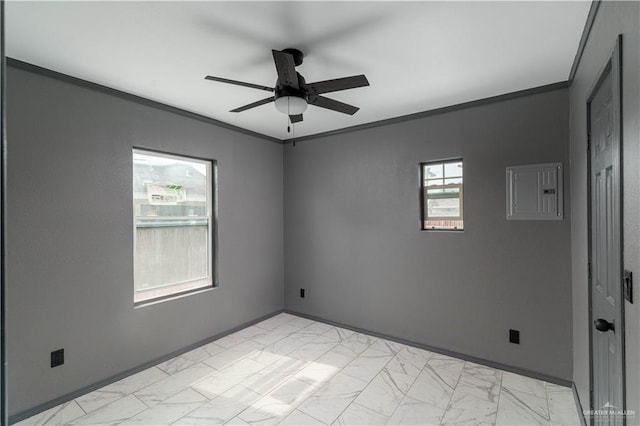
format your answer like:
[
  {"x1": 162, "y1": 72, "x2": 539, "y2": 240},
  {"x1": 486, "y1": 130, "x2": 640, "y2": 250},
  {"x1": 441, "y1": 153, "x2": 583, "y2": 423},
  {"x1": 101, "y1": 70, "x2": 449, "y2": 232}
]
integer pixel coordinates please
[
  {"x1": 133, "y1": 149, "x2": 215, "y2": 304},
  {"x1": 421, "y1": 159, "x2": 464, "y2": 230}
]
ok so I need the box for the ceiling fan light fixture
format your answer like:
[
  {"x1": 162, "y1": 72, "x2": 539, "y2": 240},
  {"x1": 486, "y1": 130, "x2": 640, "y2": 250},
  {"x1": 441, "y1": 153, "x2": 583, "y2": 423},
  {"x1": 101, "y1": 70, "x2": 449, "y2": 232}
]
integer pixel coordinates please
[{"x1": 274, "y1": 95, "x2": 308, "y2": 115}]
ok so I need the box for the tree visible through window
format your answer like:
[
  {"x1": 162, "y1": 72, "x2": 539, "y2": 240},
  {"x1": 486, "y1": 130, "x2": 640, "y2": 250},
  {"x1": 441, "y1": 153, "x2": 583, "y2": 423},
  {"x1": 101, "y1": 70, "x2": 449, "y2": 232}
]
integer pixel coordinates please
[
  {"x1": 133, "y1": 149, "x2": 215, "y2": 304},
  {"x1": 421, "y1": 159, "x2": 464, "y2": 230}
]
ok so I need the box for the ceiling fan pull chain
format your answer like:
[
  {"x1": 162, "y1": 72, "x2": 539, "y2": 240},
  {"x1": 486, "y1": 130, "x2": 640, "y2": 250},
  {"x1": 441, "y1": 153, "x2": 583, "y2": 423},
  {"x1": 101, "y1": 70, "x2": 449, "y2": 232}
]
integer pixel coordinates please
[{"x1": 287, "y1": 97, "x2": 291, "y2": 133}]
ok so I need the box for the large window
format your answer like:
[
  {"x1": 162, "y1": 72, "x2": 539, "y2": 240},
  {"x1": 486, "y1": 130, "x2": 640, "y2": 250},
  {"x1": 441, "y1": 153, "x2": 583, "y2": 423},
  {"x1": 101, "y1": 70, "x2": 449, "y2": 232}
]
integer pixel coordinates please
[
  {"x1": 421, "y1": 159, "x2": 464, "y2": 230},
  {"x1": 133, "y1": 149, "x2": 215, "y2": 304}
]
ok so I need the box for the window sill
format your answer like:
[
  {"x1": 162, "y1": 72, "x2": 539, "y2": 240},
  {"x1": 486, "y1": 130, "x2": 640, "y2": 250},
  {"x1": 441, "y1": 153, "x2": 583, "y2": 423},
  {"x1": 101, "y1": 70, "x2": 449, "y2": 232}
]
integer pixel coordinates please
[{"x1": 134, "y1": 284, "x2": 217, "y2": 308}]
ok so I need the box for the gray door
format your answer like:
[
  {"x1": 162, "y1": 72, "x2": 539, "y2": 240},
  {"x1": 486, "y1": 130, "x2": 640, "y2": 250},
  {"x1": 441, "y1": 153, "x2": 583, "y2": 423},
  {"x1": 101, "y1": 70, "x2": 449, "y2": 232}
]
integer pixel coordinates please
[{"x1": 589, "y1": 38, "x2": 624, "y2": 426}]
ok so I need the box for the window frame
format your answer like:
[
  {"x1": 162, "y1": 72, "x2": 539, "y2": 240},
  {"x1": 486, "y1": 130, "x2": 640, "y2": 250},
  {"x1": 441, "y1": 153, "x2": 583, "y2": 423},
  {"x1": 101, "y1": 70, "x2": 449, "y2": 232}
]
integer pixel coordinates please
[
  {"x1": 132, "y1": 148, "x2": 218, "y2": 306},
  {"x1": 420, "y1": 158, "x2": 464, "y2": 231}
]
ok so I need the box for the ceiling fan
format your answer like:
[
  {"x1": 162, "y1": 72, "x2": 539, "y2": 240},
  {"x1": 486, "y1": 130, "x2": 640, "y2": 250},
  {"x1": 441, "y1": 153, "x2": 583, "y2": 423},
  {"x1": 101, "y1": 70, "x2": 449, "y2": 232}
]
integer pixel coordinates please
[{"x1": 205, "y1": 48, "x2": 370, "y2": 124}]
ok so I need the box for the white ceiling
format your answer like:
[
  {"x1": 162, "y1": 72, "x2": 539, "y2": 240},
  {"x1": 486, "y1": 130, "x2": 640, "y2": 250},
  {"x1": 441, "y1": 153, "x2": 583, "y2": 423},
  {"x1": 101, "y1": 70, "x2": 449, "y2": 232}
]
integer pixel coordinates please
[{"x1": 6, "y1": 1, "x2": 590, "y2": 140}]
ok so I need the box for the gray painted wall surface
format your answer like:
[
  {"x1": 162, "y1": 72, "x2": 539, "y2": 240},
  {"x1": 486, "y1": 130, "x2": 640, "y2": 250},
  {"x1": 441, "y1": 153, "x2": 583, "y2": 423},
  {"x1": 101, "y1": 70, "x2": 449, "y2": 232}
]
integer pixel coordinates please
[
  {"x1": 6, "y1": 66, "x2": 284, "y2": 416},
  {"x1": 284, "y1": 88, "x2": 573, "y2": 380},
  {"x1": 568, "y1": 1, "x2": 640, "y2": 418}
]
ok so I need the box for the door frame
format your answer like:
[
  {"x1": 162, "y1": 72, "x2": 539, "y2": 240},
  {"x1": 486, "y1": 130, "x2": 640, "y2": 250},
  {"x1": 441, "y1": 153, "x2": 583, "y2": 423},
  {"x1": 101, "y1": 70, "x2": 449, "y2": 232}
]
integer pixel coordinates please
[
  {"x1": 1, "y1": 0, "x2": 7, "y2": 422},
  {"x1": 586, "y1": 34, "x2": 626, "y2": 424}
]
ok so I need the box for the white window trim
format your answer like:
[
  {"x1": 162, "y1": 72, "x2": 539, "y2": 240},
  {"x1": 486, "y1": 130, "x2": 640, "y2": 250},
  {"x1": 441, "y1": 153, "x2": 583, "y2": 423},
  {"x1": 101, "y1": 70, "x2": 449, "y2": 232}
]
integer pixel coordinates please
[{"x1": 132, "y1": 148, "x2": 215, "y2": 305}]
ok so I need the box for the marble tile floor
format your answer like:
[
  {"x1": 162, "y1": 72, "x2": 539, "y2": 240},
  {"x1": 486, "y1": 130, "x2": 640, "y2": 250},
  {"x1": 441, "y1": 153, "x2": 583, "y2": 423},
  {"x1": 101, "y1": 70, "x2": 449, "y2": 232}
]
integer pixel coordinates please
[{"x1": 17, "y1": 313, "x2": 582, "y2": 426}]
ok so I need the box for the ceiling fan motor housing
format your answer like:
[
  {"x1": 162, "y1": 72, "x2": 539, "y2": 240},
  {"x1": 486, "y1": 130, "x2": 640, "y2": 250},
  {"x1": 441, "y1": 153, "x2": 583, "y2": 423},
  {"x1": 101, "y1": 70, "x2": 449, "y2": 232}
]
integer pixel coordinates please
[
  {"x1": 274, "y1": 87, "x2": 307, "y2": 102},
  {"x1": 275, "y1": 72, "x2": 307, "y2": 99},
  {"x1": 274, "y1": 71, "x2": 308, "y2": 114}
]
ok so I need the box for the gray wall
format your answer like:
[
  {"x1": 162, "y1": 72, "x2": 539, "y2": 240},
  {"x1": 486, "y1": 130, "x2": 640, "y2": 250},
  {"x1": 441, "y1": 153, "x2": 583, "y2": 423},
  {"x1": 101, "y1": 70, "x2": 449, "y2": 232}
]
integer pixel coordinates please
[
  {"x1": 284, "y1": 88, "x2": 573, "y2": 380},
  {"x1": 6, "y1": 66, "x2": 284, "y2": 416},
  {"x1": 568, "y1": 1, "x2": 640, "y2": 417}
]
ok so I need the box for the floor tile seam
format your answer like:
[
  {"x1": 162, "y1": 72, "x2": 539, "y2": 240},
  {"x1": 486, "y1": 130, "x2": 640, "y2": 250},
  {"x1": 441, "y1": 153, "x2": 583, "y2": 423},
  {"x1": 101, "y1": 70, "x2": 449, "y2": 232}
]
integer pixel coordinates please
[
  {"x1": 331, "y1": 361, "x2": 380, "y2": 385},
  {"x1": 288, "y1": 409, "x2": 327, "y2": 426},
  {"x1": 496, "y1": 378, "x2": 552, "y2": 425},
  {"x1": 494, "y1": 369, "x2": 509, "y2": 425},
  {"x1": 312, "y1": 391, "x2": 358, "y2": 426},
  {"x1": 254, "y1": 320, "x2": 282, "y2": 331},
  {"x1": 383, "y1": 393, "x2": 408, "y2": 425},
  {"x1": 271, "y1": 380, "x2": 324, "y2": 423},
  {"x1": 451, "y1": 363, "x2": 505, "y2": 420},
  {"x1": 239, "y1": 364, "x2": 305, "y2": 398},
  {"x1": 75, "y1": 369, "x2": 172, "y2": 414},
  {"x1": 250, "y1": 330, "x2": 298, "y2": 348},
  {"x1": 374, "y1": 351, "x2": 428, "y2": 418},
  {"x1": 287, "y1": 340, "x2": 341, "y2": 364},
  {"x1": 188, "y1": 385, "x2": 217, "y2": 404},
  {"x1": 72, "y1": 399, "x2": 89, "y2": 418},
  {"x1": 233, "y1": 382, "x2": 269, "y2": 417},
  {"x1": 342, "y1": 344, "x2": 423, "y2": 419},
  {"x1": 249, "y1": 352, "x2": 287, "y2": 369},
  {"x1": 165, "y1": 386, "x2": 221, "y2": 426},
  {"x1": 158, "y1": 359, "x2": 209, "y2": 377},
  {"x1": 138, "y1": 397, "x2": 209, "y2": 425},
  {"x1": 133, "y1": 390, "x2": 155, "y2": 411},
  {"x1": 105, "y1": 394, "x2": 148, "y2": 424},
  {"x1": 133, "y1": 368, "x2": 224, "y2": 414},
  {"x1": 385, "y1": 348, "x2": 433, "y2": 379},
  {"x1": 204, "y1": 347, "x2": 267, "y2": 372},
  {"x1": 500, "y1": 382, "x2": 552, "y2": 419},
  {"x1": 38, "y1": 401, "x2": 87, "y2": 426},
  {"x1": 456, "y1": 370, "x2": 504, "y2": 404},
  {"x1": 327, "y1": 344, "x2": 403, "y2": 424},
  {"x1": 235, "y1": 374, "x2": 321, "y2": 424},
  {"x1": 351, "y1": 401, "x2": 392, "y2": 424},
  {"x1": 293, "y1": 337, "x2": 377, "y2": 425},
  {"x1": 497, "y1": 364, "x2": 506, "y2": 409},
  {"x1": 501, "y1": 383, "x2": 548, "y2": 401},
  {"x1": 74, "y1": 393, "x2": 128, "y2": 417},
  {"x1": 438, "y1": 360, "x2": 468, "y2": 423},
  {"x1": 544, "y1": 383, "x2": 557, "y2": 424}
]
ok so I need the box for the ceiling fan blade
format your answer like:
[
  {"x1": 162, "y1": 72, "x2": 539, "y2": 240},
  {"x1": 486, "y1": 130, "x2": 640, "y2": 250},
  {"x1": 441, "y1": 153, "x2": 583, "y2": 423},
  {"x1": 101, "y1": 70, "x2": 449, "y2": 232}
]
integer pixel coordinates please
[
  {"x1": 272, "y1": 49, "x2": 299, "y2": 89},
  {"x1": 306, "y1": 75, "x2": 369, "y2": 95},
  {"x1": 308, "y1": 96, "x2": 359, "y2": 115},
  {"x1": 230, "y1": 97, "x2": 274, "y2": 113},
  {"x1": 205, "y1": 76, "x2": 274, "y2": 92},
  {"x1": 289, "y1": 114, "x2": 303, "y2": 123}
]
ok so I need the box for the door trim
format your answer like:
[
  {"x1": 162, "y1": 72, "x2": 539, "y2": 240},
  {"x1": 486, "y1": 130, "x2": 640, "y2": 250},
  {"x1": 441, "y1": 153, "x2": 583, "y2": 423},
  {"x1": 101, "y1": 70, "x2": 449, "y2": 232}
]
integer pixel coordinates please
[{"x1": 586, "y1": 34, "x2": 626, "y2": 425}]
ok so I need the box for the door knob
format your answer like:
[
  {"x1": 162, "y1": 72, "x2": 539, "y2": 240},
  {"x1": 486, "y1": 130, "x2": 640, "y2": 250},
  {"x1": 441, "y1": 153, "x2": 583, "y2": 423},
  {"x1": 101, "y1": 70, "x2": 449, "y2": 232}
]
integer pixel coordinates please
[{"x1": 594, "y1": 318, "x2": 615, "y2": 332}]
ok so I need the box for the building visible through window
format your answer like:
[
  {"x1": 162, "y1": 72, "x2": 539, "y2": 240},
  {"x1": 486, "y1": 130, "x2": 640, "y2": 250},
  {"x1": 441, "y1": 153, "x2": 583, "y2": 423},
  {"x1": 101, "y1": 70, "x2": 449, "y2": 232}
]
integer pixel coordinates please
[
  {"x1": 133, "y1": 149, "x2": 215, "y2": 304},
  {"x1": 421, "y1": 159, "x2": 463, "y2": 230}
]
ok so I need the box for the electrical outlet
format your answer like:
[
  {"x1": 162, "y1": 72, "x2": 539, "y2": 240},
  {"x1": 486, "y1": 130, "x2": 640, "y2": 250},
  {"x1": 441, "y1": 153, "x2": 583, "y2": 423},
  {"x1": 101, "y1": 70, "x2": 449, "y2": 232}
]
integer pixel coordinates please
[
  {"x1": 509, "y1": 329, "x2": 520, "y2": 344},
  {"x1": 624, "y1": 270, "x2": 633, "y2": 303},
  {"x1": 300, "y1": 288, "x2": 305, "y2": 298},
  {"x1": 51, "y1": 349, "x2": 64, "y2": 368}
]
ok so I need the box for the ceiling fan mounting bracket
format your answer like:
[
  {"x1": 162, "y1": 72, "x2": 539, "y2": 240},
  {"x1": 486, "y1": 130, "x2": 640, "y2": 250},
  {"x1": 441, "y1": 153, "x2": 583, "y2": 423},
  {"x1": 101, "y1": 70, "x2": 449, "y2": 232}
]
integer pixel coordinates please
[{"x1": 282, "y1": 48, "x2": 304, "y2": 67}]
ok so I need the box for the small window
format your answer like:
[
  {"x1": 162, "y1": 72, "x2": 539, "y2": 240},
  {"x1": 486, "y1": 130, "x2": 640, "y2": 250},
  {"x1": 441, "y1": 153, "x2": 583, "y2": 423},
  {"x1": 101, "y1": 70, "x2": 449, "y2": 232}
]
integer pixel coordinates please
[
  {"x1": 133, "y1": 149, "x2": 215, "y2": 304},
  {"x1": 421, "y1": 159, "x2": 464, "y2": 230}
]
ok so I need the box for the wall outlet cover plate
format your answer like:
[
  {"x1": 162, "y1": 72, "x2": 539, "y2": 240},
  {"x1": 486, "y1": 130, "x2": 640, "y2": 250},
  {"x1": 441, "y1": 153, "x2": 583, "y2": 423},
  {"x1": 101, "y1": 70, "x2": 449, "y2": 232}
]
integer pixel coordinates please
[{"x1": 624, "y1": 270, "x2": 633, "y2": 303}]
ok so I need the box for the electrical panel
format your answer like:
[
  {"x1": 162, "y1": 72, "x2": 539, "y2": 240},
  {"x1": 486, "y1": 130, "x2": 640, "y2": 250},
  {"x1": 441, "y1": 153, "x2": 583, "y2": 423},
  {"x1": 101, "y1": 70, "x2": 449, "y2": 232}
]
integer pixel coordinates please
[{"x1": 506, "y1": 163, "x2": 563, "y2": 221}]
